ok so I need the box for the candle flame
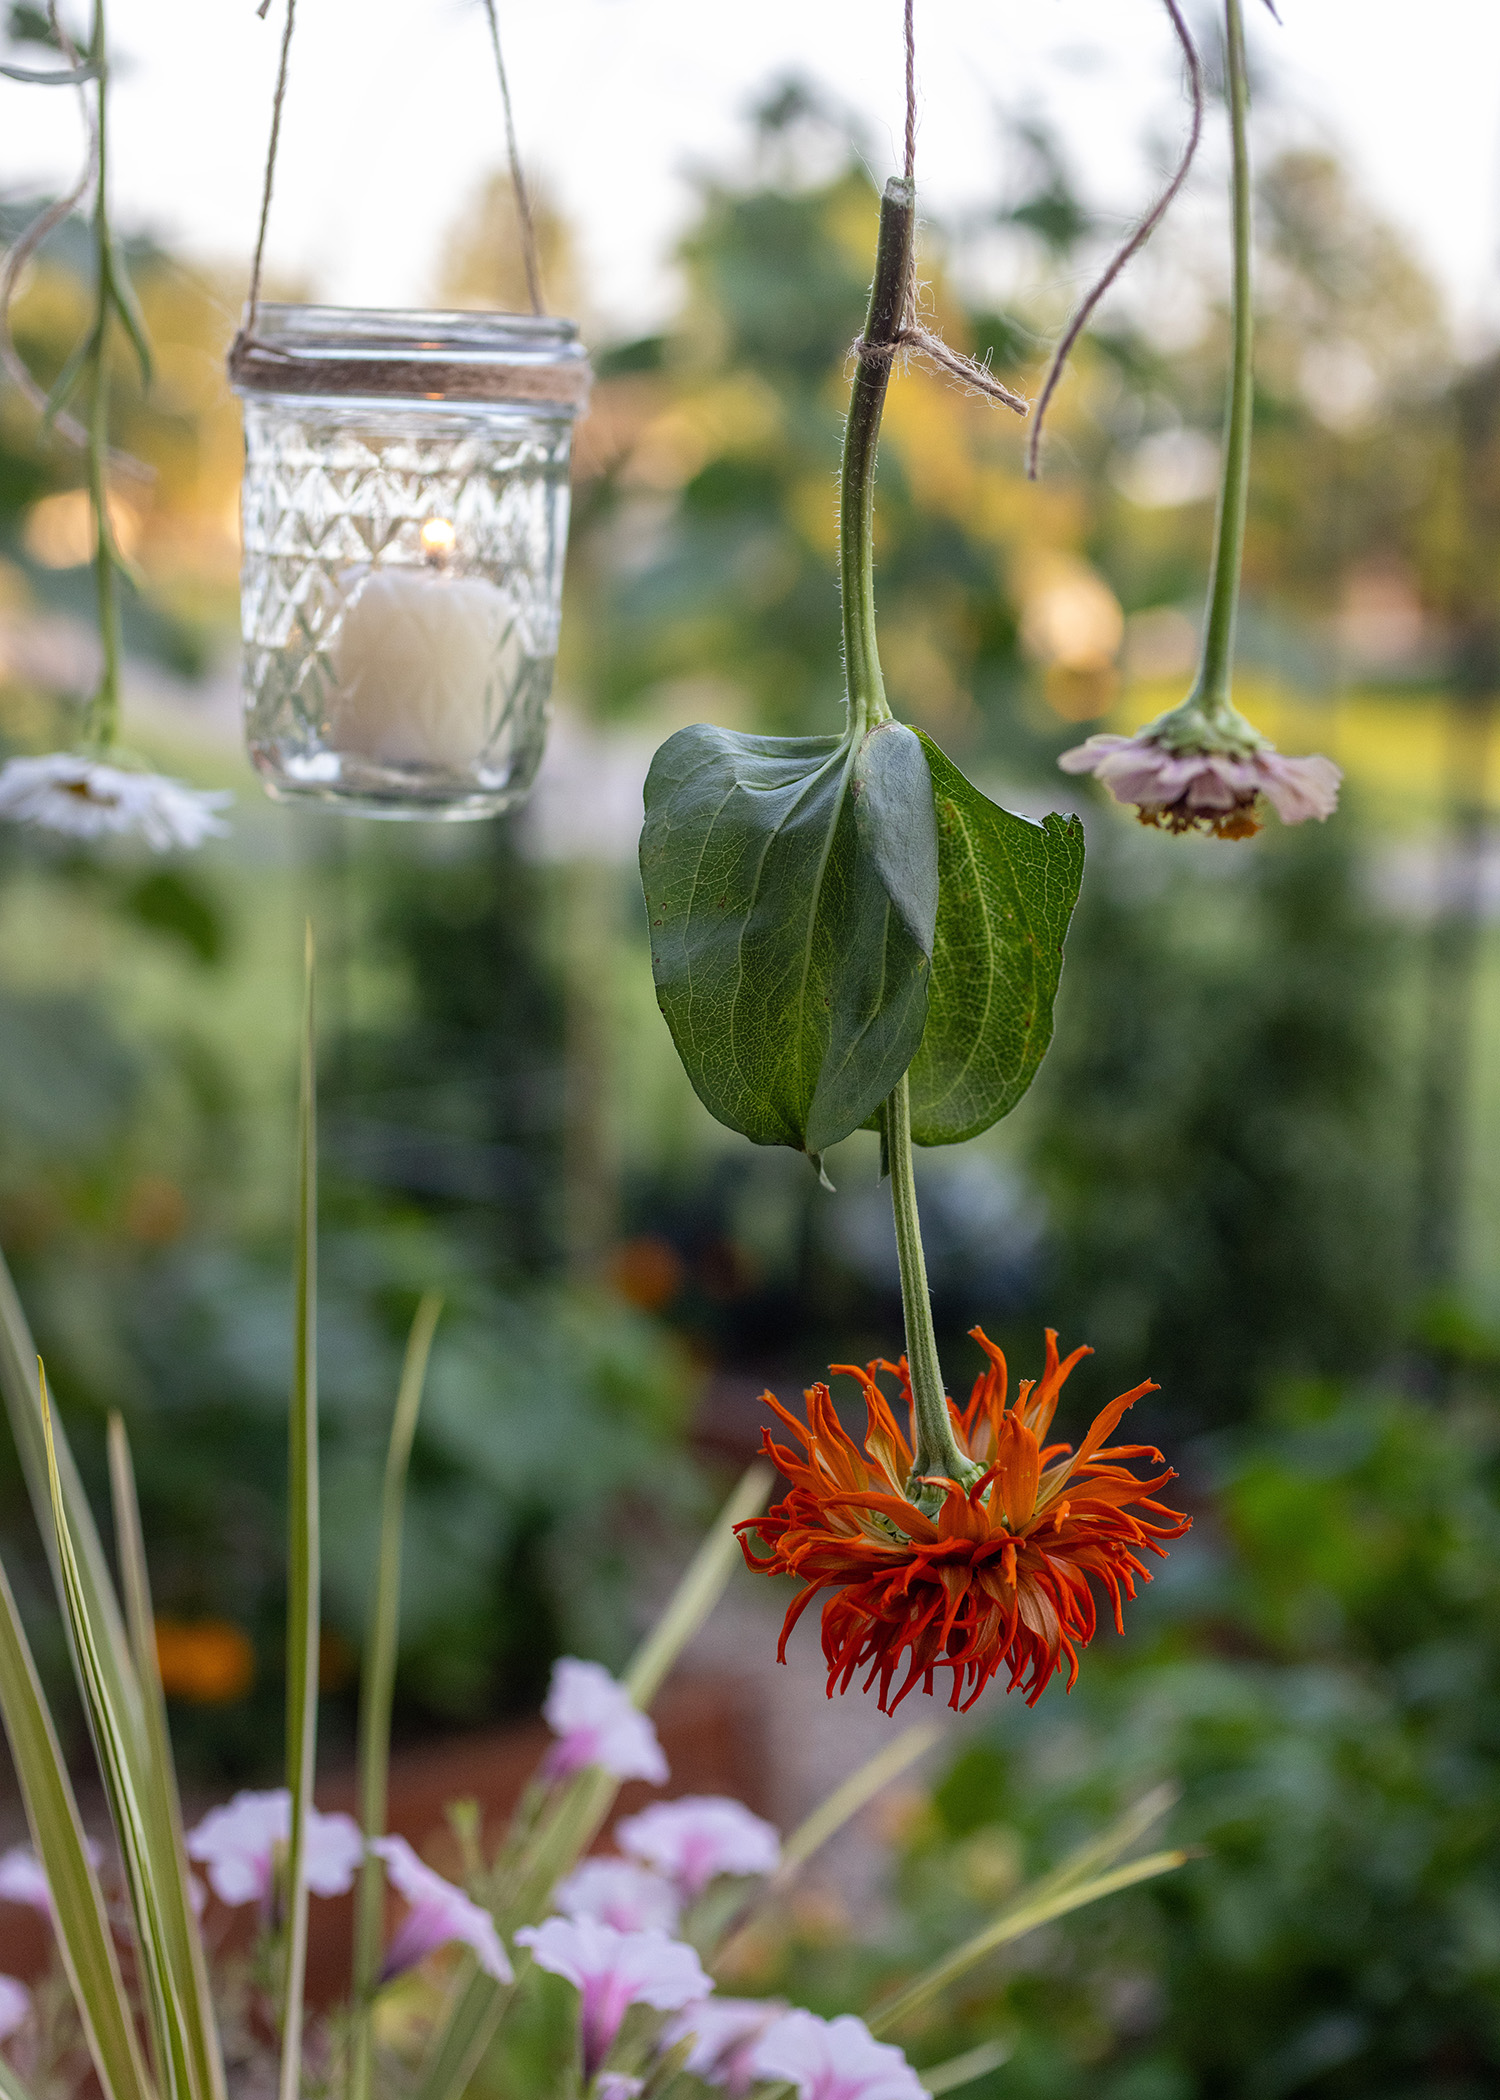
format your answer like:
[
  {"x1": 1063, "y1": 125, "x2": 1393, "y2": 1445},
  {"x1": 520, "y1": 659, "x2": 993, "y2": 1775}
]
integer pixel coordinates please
[{"x1": 421, "y1": 518, "x2": 457, "y2": 560}]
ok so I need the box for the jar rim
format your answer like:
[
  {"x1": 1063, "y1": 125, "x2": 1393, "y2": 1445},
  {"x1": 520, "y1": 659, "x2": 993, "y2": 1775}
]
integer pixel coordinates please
[
  {"x1": 229, "y1": 303, "x2": 591, "y2": 412},
  {"x1": 247, "y1": 303, "x2": 583, "y2": 355}
]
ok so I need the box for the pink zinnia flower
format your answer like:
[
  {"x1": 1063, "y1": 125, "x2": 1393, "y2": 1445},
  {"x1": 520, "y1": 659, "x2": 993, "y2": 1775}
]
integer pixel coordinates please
[
  {"x1": 554, "y1": 1856, "x2": 680, "y2": 1934},
  {"x1": 543, "y1": 1659, "x2": 669, "y2": 1784},
  {"x1": 615, "y1": 1797, "x2": 780, "y2": 1901},
  {"x1": 516, "y1": 1917, "x2": 710, "y2": 2079},
  {"x1": 0, "y1": 1976, "x2": 29, "y2": 2042},
  {"x1": 1059, "y1": 727, "x2": 1340, "y2": 840},
  {"x1": 752, "y1": 2010, "x2": 926, "y2": 2100},
  {"x1": 665, "y1": 1998, "x2": 787, "y2": 2096},
  {"x1": 371, "y1": 1836, "x2": 512, "y2": 1983},
  {"x1": 185, "y1": 1790, "x2": 362, "y2": 1910}
]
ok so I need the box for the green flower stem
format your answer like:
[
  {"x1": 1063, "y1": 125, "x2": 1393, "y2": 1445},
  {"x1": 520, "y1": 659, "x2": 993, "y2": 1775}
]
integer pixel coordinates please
[
  {"x1": 839, "y1": 175, "x2": 913, "y2": 737},
  {"x1": 1190, "y1": 0, "x2": 1252, "y2": 722},
  {"x1": 836, "y1": 176, "x2": 969, "y2": 1496},
  {"x1": 83, "y1": 0, "x2": 122, "y2": 755},
  {"x1": 886, "y1": 1074, "x2": 973, "y2": 1495}
]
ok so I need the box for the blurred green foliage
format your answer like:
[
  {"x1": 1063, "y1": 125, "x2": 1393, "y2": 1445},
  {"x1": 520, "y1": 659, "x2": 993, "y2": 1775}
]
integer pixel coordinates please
[
  {"x1": 1023, "y1": 812, "x2": 1409, "y2": 1427},
  {"x1": 878, "y1": 1380, "x2": 1500, "y2": 2099}
]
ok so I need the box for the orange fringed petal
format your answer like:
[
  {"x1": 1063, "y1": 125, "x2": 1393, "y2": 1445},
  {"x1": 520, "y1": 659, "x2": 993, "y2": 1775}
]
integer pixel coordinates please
[{"x1": 735, "y1": 1329, "x2": 1190, "y2": 1714}]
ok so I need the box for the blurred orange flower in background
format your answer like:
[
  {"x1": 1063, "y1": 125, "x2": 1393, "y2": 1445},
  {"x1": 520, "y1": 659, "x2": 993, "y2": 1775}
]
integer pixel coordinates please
[
  {"x1": 153, "y1": 1618, "x2": 255, "y2": 1704},
  {"x1": 738, "y1": 1330, "x2": 1190, "y2": 1714}
]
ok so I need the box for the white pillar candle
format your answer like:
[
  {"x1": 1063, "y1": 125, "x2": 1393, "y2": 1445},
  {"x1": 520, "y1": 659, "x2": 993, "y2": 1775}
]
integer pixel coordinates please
[{"x1": 327, "y1": 555, "x2": 511, "y2": 774}]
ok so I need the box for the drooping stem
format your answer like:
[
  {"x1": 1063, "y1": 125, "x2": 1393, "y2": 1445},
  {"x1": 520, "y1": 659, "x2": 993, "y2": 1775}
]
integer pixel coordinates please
[
  {"x1": 839, "y1": 176, "x2": 913, "y2": 736},
  {"x1": 83, "y1": 0, "x2": 122, "y2": 753},
  {"x1": 886, "y1": 1074, "x2": 972, "y2": 1491},
  {"x1": 838, "y1": 178, "x2": 970, "y2": 1494},
  {"x1": 1191, "y1": 0, "x2": 1252, "y2": 719}
]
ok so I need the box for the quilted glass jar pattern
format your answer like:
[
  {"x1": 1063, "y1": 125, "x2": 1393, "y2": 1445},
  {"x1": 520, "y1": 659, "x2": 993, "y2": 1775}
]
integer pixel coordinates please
[{"x1": 232, "y1": 306, "x2": 589, "y2": 819}]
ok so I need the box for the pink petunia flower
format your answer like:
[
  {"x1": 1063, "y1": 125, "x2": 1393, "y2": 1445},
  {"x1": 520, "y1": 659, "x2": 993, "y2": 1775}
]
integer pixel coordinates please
[
  {"x1": 554, "y1": 1857, "x2": 680, "y2": 1934},
  {"x1": 0, "y1": 1849, "x2": 53, "y2": 1916},
  {"x1": 615, "y1": 1797, "x2": 780, "y2": 1902},
  {"x1": 752, "y1": 2010, "x2": 926, "y2": 2100},
  {"x1": 1059, "y1": 730, "x2": 1340, "y2": 840},
  {"x1": 515, "y1": 1916, "x2": 710, "y2": 2079},
  {"x1": 0, "y1": 1976, "x2": 29, "y2": 2042},
  {"x1": 371, "y1": 1836, "x2": 512, "y2": 1983},
  {"x1": 665, "y1": 1998, "x2": 787, "y2": 2096},
  {"x1": 542, "y1": 1659, "x2": 669, "y2": 1785},
  {"x1": 594, "y1": 2080, "x2": 643, "y2": 2100},
  {"x1": 0, "y1": 1840, "x2": 104, "y2": 1918},
  {"x1": 185, "y1": 1790, "x2": 362, "y2": 1910}
]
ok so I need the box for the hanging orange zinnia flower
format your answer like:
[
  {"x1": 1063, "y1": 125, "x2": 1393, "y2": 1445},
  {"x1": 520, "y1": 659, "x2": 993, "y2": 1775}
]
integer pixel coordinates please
[{"x1": 737, "y1": 1329, "x2": 1190, "y2": 1714}]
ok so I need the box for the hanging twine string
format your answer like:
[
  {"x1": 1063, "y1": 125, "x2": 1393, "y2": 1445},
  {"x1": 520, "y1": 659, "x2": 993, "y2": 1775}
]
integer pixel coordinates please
[
  {"x1": 1026, "y1": 0, "x2": 1204, "y2": 478},
  {"x1": 854, "y1": 0, "x2": 1028, "y2": 419},
  {"x1": 480, "y1": 0, "x2": 545, "y2": 316},
  {"x1": 240, "y1": 0, "x2": 296, "y2": 339},
  {"x1": 236, "y1": 0, "x2": 545, "y2": 374}
]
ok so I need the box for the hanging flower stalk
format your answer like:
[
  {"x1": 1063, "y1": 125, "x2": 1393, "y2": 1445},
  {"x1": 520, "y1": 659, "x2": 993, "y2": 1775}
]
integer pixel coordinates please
[
  {"x1": 0, "y1": 0, "x2": 230, "y2": 848},
  {"x1": 641, "y1": 112, "x2": 1182, "y2": 1707},
  {"x1": 1060, "y1": 0, "x2": 1340, "y2": 838}
]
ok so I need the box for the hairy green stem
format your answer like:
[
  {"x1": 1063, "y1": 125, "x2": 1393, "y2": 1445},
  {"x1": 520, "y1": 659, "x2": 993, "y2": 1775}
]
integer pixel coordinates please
[
  {"x1": 1189, "y1": 0, "x2": 1252, "y2": 720},
  {"x1": 839, "y1": 176, "x2": 913, "y2": 735},
  {"x1": 83, "y1": 0, "x2": 121, "y2": 753},
  {"x1": 836, "y1": 178, "x2": 969, "y2": 1496},
  {"x1": 887, "y1": 1075, "x2": 972, "y2": 1494}
]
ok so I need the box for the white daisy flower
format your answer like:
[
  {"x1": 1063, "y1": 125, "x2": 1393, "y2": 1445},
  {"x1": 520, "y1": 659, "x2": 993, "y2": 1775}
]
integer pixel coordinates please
[{"x1": 0, "y1": 754, "x2": 231, "y2": 851}]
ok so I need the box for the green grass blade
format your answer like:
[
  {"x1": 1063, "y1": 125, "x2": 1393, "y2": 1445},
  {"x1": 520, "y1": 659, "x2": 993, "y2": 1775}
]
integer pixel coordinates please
[
  {"x1": 775, "y1": 1721, "x2": 940, "y2": 1884},
  {"x1": 0, "y1": 1542, "x2": 153, "y2": 2100},
  {"x1": 624, "y1": 1461, "x2": 772, "y2": 1706},
  {"x1": 107, "y1": 1416, "x2": 227, "y2": 2100},
  {"x1": 0, "y1": 2054, "x2": 40, "y2": 2100},
  {"x1": 280, "y1": 926, "x2": 320, "y2": 2100},
  {"x1": 919, "y1": 2039, "x2": 1013, "y2": 2095},
  {"x1": 349, "y1": 1291, "x2": 443, "y2": 2100},
  {"x1": 413, "y1": 1461, "x2": 773, "y2": 2100},
  {"x1": 1017, "y1": 1784, "x2": 1177, "y2": 1908},
  {"x1": 0, "y1": 1249, "x2": 142, "y2": 1735},
  {"x1": 39, "y1": 1377, "x2": 193, "y2": 2100},
  {"x1": 867, "y1": 1849, "x2": 1189, "y2": 2037}
]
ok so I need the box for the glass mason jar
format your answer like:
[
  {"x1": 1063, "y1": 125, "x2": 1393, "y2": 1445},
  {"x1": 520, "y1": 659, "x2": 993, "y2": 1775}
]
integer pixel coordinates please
[{"x1": 231, "y1": 305, "x2": 590, "y2": 820}]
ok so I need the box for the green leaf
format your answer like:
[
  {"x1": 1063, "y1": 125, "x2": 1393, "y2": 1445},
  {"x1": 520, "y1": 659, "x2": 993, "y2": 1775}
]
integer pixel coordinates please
[
  {"x1": 39, "y1": 1377, "x2": 194, "y2": 2100},
  {"x1": 0, "y1": 1543, "x2": 153, "y2": 2100},
  {"x1": 904, "y1": 734, "x2": 1084, "y2": 1145},
  {"x1": 640, "y1": 721, "x2": 937, "y2": 1160},
  {"x1": 107, "y1": 1418, "x2": 227, "y2": 2100},
  {"x1": 279, "y1": 926, "x2": 319, "y2": 2100},
  {"x1": 106, "y1": 241, "x2": 153, "y2": 392},
  {"x1": 42, "y1": 324, "x2": 98, "y2": 427}
]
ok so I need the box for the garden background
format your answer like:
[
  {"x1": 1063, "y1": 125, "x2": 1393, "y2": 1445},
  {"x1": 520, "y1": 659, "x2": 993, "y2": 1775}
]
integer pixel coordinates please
[{"x1": 2, "y1": 4, "x2": 1500, "y2": 2095}]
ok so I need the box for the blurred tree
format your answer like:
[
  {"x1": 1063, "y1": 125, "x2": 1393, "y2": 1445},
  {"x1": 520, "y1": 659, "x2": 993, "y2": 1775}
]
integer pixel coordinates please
[
  {"x1": 436, "y1": 169, "x2": 581, "y2": 321},
  {"x1": 1026, "y1": 814, "x2": 1407, "y2": 1428}
]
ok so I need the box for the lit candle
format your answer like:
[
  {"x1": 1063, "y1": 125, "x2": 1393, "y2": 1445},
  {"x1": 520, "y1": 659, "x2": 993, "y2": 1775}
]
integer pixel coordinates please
[{"x1": 326, "y1": 520, "x2": 511, "y2": 774}]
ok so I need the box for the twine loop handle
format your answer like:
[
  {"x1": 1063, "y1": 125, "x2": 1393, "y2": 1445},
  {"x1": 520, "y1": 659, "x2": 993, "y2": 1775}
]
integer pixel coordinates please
[{"x1": 232, "y1": 0, "x2": 552, "y2": 389}]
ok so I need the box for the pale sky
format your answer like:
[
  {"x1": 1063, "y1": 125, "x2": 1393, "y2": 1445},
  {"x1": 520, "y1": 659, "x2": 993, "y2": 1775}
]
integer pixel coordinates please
[{"x1": 1, "y1": 2, "x2": 1497, "y2": 345}]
